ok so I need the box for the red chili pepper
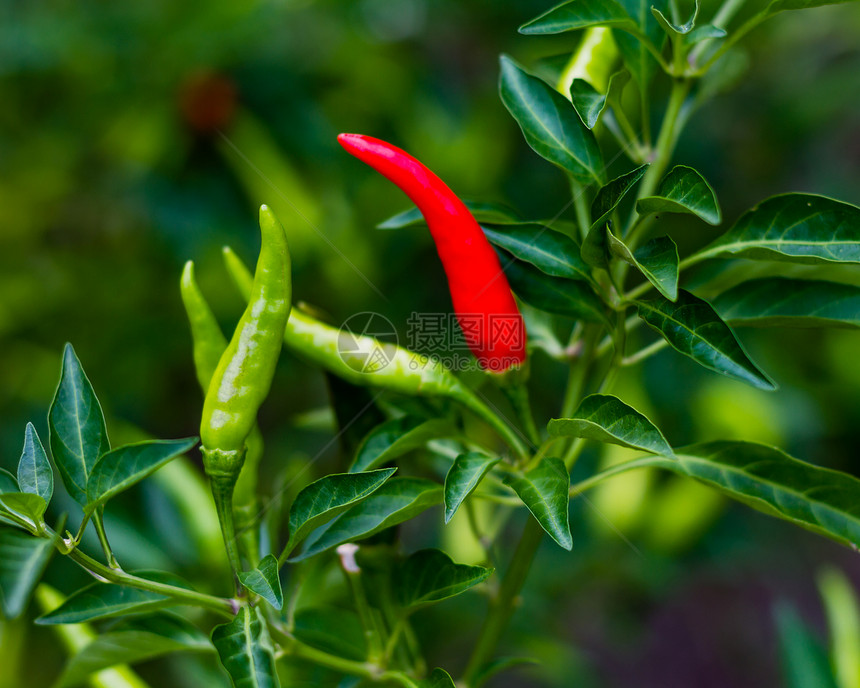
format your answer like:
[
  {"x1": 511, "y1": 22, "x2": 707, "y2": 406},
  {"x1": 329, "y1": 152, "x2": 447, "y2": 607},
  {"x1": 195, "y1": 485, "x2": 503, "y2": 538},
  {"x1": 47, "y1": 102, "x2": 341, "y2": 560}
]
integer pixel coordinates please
[{"x1": 338, "y1": 133, "x2": 526, "y2": 372}]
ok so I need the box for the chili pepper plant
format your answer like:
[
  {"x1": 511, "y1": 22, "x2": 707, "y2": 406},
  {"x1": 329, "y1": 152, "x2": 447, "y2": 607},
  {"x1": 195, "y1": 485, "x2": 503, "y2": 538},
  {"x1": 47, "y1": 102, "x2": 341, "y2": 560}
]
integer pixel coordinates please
[{"x1": 2, "y1": 1, "x2": 859, "y2": 686}]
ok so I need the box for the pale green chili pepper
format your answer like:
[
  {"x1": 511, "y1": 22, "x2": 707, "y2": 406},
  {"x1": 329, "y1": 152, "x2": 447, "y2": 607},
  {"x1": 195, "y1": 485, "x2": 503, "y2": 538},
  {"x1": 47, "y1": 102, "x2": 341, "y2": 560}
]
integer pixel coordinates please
[
  {"x1": 180, "y1": 260, "x2": 265, "y2": 566},
  {"x1": 221, "y1": 246, "x2": 529, "y2": 462},
  {"x1": 198, "y1": 205, "x2": 291, "y2": 579}
]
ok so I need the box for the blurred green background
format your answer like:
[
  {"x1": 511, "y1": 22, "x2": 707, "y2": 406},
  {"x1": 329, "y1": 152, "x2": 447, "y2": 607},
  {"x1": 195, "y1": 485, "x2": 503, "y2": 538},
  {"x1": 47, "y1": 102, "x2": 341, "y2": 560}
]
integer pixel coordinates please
[{"x1": 1, "y1": 0, "x2": 859, "y2": 686}]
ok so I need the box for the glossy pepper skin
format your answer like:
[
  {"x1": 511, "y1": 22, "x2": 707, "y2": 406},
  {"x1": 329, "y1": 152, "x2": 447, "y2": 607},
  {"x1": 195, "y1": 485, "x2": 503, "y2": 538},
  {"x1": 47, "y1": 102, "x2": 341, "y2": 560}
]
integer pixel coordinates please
[
  {"x1": 222, "y1": 245, "x2": 529, "y2": 461},
  {"x1": 337, "y1": 133, "x2": 526, "y2": 372},
  {"x1": 201, "y1": 205, "x2": 291, "y2": 457}
]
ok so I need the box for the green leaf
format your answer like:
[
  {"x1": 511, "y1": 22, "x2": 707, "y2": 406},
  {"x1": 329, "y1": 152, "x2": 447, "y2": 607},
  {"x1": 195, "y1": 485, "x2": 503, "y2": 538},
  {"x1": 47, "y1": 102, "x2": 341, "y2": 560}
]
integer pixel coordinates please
[
  {"x1": 570, "y1": 70, "x2": 630, "y2": 129},
  {"x1": 56, "y1": 614, "x2": 212, "y2": 688},
  {"x1": 0, "y1": 528, "x2": 57, "y2": 618},
  {"x1": 775, "y1": 604, "x2": 839, "y2": 688},
  {"x1": 502, "y1": 255, "x2": 609, "y2": 324},
  {"x1": 767, "y1": 0, "x2": 858, "y2": 14},
  {"x1": 0, "y1": 469, "x2": 17, "y2": 494},
  {"x1": 395, "y1": 549, "x2": 492, "y2": 610},
  {"x1": 350, "y1": 416, "x2": 451, "y2": 473},
  {"x1": 590, "y1": 163, "x2": 650, "y2": 230},
  {"x1": 444, "y1": 453, "x2": 500, "y2": 523},
  {"x1": 482, "y1": 224, "x2": 592, "y2": 282},
  {"x1": 0, "y1": 492, "x2": 47, "y2": 529},
  {"x1": 668, "y1": 441, "x2": 860, "y2": 549},
  {"x1": 293, "y1": 478, "x2": 442, "y2": 561},
  {"x1": 419, "y1": 668, "x2": 457, "y2": 688},
  {"x1": 548, "y1": 394, "x2": 674, "y2": 456},
  {"x1": 651, "y1": 0, "x2": 698, "y2": 35},
  {"x1": 636, "y1": 290, "x2": 776, "y2": 390},
  {"x1": 519, "y1": 0, "x2": 640, "y2": 34},
  {"x1": 85, "y1": 438, "x2": 197, "y2": 512},
  {"x1": 36, "y1": 571, "x2": 188, "y2": 624},
  {"x1": 378, "y1": 201, "x2": 522, "y2": 230},
  {"x1": 636, "y1": 165, "x2": 721, "y2": 225},
  {"x1": 499, "y1": 55, "x2": 603, "y2": 186},
  {"x1": 49, "y1": 344, "x2": 110, "y2": 506},
  {"x1": 18, "y1": 423, "x2": 53, "y2": 505},
  {"x1": 609, "y1": 232, "x2": 679, "y2": 300},
  {"x1": 284, "y1": 468, "x2": 397, "y2": 555},
  {"x1": 713, "y1": 278, "x2": 860, "y2": 329},
  {"x1": 686, "y1": 24, "x2": 726, "y2": 43},
  {"x1": 614, "y1": 0, "x2": 669, "y2": 87},
  {"x1": 293, "y1": 607, "x2": 367, "y2": 661},
  {"x1": 238, "y1": 555, "x2": 283, "y2": 610},
  {"x1": 505, "y1": 458, "x2": 572, "y2": 550},
  {"x1": 211, "y1": 606, "x2": 280, "y2": 688},
  {"x1": 699, "y1": 193, "x2": 860, "y2": 264}
]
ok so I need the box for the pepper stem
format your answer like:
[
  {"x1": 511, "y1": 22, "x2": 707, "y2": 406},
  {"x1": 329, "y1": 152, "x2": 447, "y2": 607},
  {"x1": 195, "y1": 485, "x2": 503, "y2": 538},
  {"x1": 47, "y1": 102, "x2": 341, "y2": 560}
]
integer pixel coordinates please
[{"x1": 202, "y1": 447, "x2": 246, "y2": 590}]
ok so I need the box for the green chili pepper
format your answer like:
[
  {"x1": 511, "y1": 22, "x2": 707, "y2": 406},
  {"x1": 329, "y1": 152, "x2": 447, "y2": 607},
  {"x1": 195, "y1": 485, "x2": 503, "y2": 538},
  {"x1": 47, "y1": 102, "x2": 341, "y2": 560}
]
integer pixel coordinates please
[
  {"x1": 221, "y1": 246, "x2": 529, "y2": 462},
  {"x1": 180, "y1": 260, "x2": 265, "y2": 566},
  {"x1": 557, "y1": 27, "x2": 618, "y2": 96},
  {"x1": 198, "y1": 204, "x2": 291, "y2": 580}
]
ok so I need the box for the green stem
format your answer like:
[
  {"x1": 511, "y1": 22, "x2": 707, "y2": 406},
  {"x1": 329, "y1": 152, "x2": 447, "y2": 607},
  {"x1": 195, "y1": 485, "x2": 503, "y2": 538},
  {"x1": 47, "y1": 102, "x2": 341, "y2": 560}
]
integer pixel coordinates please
[
  {"x1": 502, "y1": 382, "x2": 541, "y2": 447},
  {"x1": 456, "y1": 389, "x2": 530, "y2": 462},
  {"x1": 56, "y1": 540, "x2": 237, "y2": 617},
  {"x1": 692, "y1": 11, "x2": 766, "y2": 76},
  {"x1": 623, "y1": 339, "x2": 669, "y2": 366},
  {"x1": 570, "y1": 455, "x2": 675, "y2": 497},
  {"x1": 560, "y1": 326, "x2": 600, "y2": 419},
  {"x1": 339, "y1": 548, "x2": 385, "y2": 664},
  {"x1": 571, "y1": 178, "x2": 593, "y2": 240},
  {"x1": 92, "y1": 510, "x2": 118, "y2": 569},
  {"x1": 462, "y1": 517, "x2": 545, "y2": 685},
  {"x1": 639, "y1": 79, "x2": 691, "y2": 201},
  {"x1": 210, "y1": 473, "x2": 244, "y2": 590}
]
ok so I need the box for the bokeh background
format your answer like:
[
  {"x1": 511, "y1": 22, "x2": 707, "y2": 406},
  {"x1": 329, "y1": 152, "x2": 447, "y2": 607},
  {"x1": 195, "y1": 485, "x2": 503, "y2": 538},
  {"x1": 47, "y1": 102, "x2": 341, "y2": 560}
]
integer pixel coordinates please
[{"x1": 1, "y1": 0, "x2": 859, "y2": 686}]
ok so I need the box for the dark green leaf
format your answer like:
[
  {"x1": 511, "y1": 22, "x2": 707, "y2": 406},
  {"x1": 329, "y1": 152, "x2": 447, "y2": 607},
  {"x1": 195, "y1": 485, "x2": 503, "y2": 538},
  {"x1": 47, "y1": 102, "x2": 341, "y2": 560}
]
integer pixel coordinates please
[
  {"x1": 651, "y1": 0, "x2": 698, "y2": 34},
  {"x1": 211, "y1": 606, "x2": 280, "y2": 688},
  {"x1": 570, "y1": 70, "x2": 630, "y2": 129},
  {"x1": 637, "y1": 165, "x2": 721, "y2": 225},
  {"x1": 774, "y1": 604, "x2": 839, "y2": 688},
  {"x1": 0, "y1": 492, "x2": 47, "y2": 529},
  {"x1": 519, "y1": 0, "x2": 639, "y2": 34},
  {"x1": 548, "y1": 394, "x2": 674, "y2": 456},
  {"x1": 85, "y1": 438, "x2": 197, "y2": 512},
  {"x1": 350, "y1": 416, "x2": 451, "y2": 473},
  {"x1": 238, "y1": 555, "x2": 283, "y2": 610},
  {"x1": 444, "y1": 452, "x2": 500, "y2": 523},
  {"x1": 18, "y1": 423, "x2": 53, "y2": 504},
  {"x1": 49, "y1": 344, "x2": 110, "y2": 506},
  {"x1": 0, "y1": 469, "x2": 17, "y2": 494},
  {"x1": 699, "y1": 194, "x2": 860, "y2": 264},
  {"x1": 284, "y1": 468, "x2": 397, "y2": 555},
  {"x1": 714, "y1": 278, "x2": 860, "y2": 329},
  {"x1": 499, "y1": 55, "x2": 603, "y2": 186},
  {"x1": 293, "y1": 607, "x2": 366, "y2": 662},
  {"x1": 505, "y1": 458, "x2": 572, "y2": 550},
  {"x1": 614, "y1": 0, "x2": 669, "y2": 87},
  {"x1": 378, "y1": 201, "x2": 522, "y2": 230},
  {"x1": 419, "y1": 668, "x2": 457, "y2": 688},
  {"x1": 609, "y1": 232, "x2": 679, "y2": 300},
  {"x1": 56, "y1": 614, "x2": 212, "y2": 688},
  {"x1": 36, "y1": 571, "x2": 188, "y2": 624},
  {"x1": 590, "y1": 163, "x2": 650, "y2": 230},
  {"x1": 482, "y1": 224, "x2": 592, "y2": 281},
  {"x1": 293, "y1": 478, "x2": 442, "y2": 561},
  {"x1": 395, "y1": 549, "x2": 492, "y2": 610},
  {"x1": 636, "y1": 290, "x2": 776, "y2": 390},
  {"x1": 664, "y1": 441, "x2": 860, "y2": 549},
  {"x1": 503, "y1": 255, "x2": 609, "y2": 324},
  {"x1": 0, "y1": 528, "x2": 57, "y2": 618}
]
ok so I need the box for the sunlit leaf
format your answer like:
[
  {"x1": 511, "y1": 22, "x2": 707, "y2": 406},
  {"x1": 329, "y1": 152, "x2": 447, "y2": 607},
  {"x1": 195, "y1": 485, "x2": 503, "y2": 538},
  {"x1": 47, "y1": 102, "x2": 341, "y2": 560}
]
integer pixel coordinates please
[
  {"x1": 713, "y1": 278, "x2": 860, "y2": 329},
  {"x1": 211, "y1": 606, "x2": 279, "y2": 688},
  {"x1": 636, "y1": 289, "x2": 776, "y2": 390},
  {"x1": 49, "y1": 344, "x2": 110, "y2": 506},
  {"x1": 548, "y1": 394, "x2": 674, "y2": 456},
  {"x1": 519, "y1": 0, "x2": 640, "y2": 34},
  {"x1": 505, "y1": 458, "x2": 572, "y2": 550},
  {"x1": 17, "y1": 423, "x2": 53, "y2": 505},
  {"x1": 637, "y1": 165, "x2": 721, "y2": 225},
  {"x1": 444, "y1": 453, "x2": 500, "y2": 523},
  {"x1": 499, "y1": 55, "x2": 603, "y2": 185},
  {"x1": 0, "y1": 492, "x2": 47, "y2": 529}
]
